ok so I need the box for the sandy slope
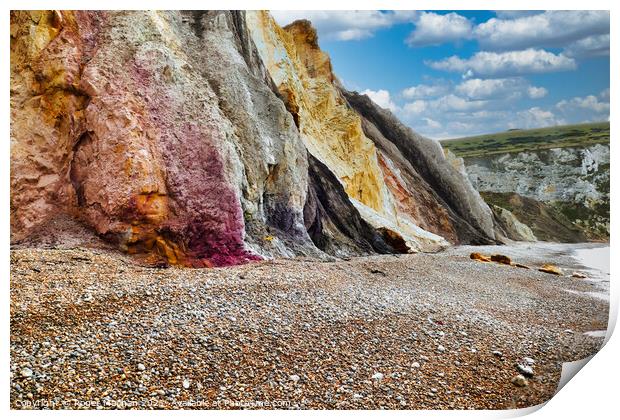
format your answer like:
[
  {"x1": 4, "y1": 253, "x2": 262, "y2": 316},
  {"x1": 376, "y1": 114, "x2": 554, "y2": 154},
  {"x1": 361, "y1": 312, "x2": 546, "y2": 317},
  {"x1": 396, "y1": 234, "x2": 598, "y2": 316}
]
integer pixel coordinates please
[{"x1": 10, "y1": 243, "x2": 608, "y2": 409}]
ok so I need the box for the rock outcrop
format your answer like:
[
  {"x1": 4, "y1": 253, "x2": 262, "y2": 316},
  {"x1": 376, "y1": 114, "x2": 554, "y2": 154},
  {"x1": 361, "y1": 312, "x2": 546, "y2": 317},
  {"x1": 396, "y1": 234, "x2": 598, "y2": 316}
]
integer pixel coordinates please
[
  {"x1": 11, "y1": 10, "x2": 497, "y2": 266},
  {"x1": 490, "y1": 205, "x2": 537, "y2": 242},
  {"x1": 303, "y1": 155, "x2": 397, "y2": 257},
  {"x1": 480, "y1": 192, "x2": 588, "y2": 243},
  {"x1": 462, "y1": 144, "x2": 609, "y2": 240},
  {"x1": 11, "y1": 10, "x2": 312, "y2": 266},
  {"x1": 343, "y1": 91, "x2": 496, "y2": 245},
  {"x1": 246, "y1": 13, "x2": 446, "y2": 252}
]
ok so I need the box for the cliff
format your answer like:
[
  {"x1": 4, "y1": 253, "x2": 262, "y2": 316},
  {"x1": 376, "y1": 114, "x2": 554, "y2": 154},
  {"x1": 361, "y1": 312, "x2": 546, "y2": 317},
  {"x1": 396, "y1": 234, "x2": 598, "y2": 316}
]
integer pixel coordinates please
[
  {"x1": 342, "y1": 90, "x2": 496, "y2": 245},
  {"x1": 246, "y1": 12, "x2": 495, "y2": 248},
  {"x1": 10, "y1": 10, "x2": 496, "y2": 267},
  {"x1": 443, "y1": 123, "x2": 610, "y2": 242}
]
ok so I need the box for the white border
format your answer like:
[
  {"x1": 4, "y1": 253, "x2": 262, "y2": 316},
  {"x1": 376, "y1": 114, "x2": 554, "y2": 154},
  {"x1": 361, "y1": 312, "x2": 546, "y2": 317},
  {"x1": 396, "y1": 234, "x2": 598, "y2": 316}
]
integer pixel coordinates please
[{"x1": 2, "y1": 1, "x2": 616, "y2": 419}]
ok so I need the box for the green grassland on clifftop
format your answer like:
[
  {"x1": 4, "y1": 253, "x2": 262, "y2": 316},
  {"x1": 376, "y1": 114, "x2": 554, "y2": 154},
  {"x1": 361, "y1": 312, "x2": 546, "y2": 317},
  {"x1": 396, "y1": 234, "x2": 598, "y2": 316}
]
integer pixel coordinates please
[{"x1": 441, "y1": 121, "x2": 609, "y2": 159}]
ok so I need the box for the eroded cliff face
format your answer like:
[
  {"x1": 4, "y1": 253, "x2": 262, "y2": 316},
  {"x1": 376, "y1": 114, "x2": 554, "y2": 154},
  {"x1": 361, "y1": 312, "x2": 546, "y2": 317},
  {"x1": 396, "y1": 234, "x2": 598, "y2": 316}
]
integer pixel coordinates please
[
  {"x1": 11, "y1": 10, "x2": 317, "y2": 266},
  {"x1": 11, "y1": 10, "x2": 497, "y2": 266},
  {"x1": 246, "y1": 11, "x2": 495, "y2": 250},
  {"x1": 464, "y1": 145, "x2": 610, "y2": 240},
  {"x1": 246, "y1": 14, "x2": 384, "y2": 210},
  {"x1": 343, "y1": 91, "x2": 497, "y2": 245},
  {"x1": 11, "y1": 11, "x2": 104, "y2": 241}
]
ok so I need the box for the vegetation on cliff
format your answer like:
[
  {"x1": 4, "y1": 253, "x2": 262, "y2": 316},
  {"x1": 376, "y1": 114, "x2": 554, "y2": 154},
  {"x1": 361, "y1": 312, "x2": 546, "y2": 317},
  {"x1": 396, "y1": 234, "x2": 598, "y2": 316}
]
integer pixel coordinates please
[{"x1": 441, "y1": 122, "x2": 609, "y2": 159}]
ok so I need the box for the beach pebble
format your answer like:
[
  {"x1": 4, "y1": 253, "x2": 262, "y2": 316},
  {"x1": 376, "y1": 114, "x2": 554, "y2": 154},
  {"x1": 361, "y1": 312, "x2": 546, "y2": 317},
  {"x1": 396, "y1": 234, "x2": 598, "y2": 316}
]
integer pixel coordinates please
[
  {"x1": 511, "y1": 375, "x2": 528, "y2": 387},
  {"x1": 492, "y1": 350, "x2": 503, "y2": 357},
  {"x1": 20, "y1": 367, "x2": 33, "y2": 378},
  {"x1": 289, "y1": 374, "x2": 300, "y2": 382},
  {"x1": 539, "y1": 264, "x2": 563, "y2": 275},
  {"x1": 137, "y1": 363, "x2": 146, "y2": 371},
  {"x1": 371, "y1": 372, "x2": 384, "y2": 380},
  {"x1": 182, "y1": 379, "x2": 190, "y2": 389},
  {"x1": 437, "y1": 345, "x2": 446, "y2": 353},
  {"x1": 517, "y1": 364, "x2": 534, "y2": 377}
]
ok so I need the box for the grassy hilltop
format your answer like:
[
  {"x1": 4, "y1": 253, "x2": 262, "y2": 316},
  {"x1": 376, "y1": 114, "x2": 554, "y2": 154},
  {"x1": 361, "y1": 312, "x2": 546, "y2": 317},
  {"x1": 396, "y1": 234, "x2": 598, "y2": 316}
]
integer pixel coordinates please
[{"x1": 441, "y1": 121, "x2": 610, "y2": 158}]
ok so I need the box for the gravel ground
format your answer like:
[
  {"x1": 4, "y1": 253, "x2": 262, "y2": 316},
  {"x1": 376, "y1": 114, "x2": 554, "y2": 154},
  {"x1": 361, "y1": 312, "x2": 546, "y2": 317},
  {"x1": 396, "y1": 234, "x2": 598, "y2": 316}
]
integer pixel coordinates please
[{"x1": 10, "y1": 243, "x2": 609, "y2": 410}]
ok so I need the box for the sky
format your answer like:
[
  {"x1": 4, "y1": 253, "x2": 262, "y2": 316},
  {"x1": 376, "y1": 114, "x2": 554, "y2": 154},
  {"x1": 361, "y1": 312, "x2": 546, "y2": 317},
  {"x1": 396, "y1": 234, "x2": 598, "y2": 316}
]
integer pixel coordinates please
[{"x1": 272, "y1": 10, "x2": 610, "y2": 139}]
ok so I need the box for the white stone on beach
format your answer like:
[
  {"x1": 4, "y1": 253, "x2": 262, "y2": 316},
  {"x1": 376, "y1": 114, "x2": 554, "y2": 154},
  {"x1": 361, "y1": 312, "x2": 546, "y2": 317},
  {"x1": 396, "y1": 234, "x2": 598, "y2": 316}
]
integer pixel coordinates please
[{"x1": 517, "y1": 364, "x2": 534, "y2": 377}]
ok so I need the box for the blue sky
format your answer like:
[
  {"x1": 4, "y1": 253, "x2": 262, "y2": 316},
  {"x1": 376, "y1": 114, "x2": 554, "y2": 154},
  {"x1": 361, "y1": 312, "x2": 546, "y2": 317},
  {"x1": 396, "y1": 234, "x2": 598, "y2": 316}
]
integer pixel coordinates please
[{"x1": 272, "y1": 10, "x2": 610, "y2": 139}]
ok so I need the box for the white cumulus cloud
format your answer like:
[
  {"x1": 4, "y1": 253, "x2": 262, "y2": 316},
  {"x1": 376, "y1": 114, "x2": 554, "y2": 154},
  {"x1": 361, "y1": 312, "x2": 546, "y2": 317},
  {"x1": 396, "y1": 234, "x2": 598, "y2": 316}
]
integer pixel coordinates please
[
  {"x1": 527, "y1": 86, "x2": 548, "y2": 99},
  {"x1": 402, "y1": 94, "x2": 489, "y2": 117},
  {"x1": 512, "y1": 107, "x2": 565, "y2": 129},
  {"x1": 556, "y1": 94, "x2": 610, "y2": 114},
  {"x1": 564, "y1": 34, "x2": 610, "y2": 58},
  {"x1": 493, "y1": 11, "x2": 544, "y2": 19},
  {"x1": 401, "y1": 83, "x2": 449, "y2": 99},
  {"x1": 403, "y1": 100, "x2": 428, "y2": 115},
  {"x1": 426, "y1": 49, "x2": 576, "y2": 77},
  {"x1": 474, "y1": 10, "x2": 609, "y2": 51},
  {"x1": 433, "y1": 94, "x2": 489, "y2": 112},
  {"x1": 361, "y1": 89, "x2": 398, "y2": 112},
  {"x1": 455, "y1": 77, "x2": 546, "y2": 100},
  {"x1": 422, "y1": 118, "x2": 442, "y2": 130},
  {"x1": 406, "y1": 12, "x2": 473, "y2": 47}
]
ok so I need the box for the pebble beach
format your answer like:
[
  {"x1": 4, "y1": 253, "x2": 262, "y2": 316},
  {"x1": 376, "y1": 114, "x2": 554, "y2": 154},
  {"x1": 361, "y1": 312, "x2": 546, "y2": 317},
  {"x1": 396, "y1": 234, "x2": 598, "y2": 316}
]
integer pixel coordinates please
[{"x1": 10, "y1": 243, "x2": 609, "y2": 409}]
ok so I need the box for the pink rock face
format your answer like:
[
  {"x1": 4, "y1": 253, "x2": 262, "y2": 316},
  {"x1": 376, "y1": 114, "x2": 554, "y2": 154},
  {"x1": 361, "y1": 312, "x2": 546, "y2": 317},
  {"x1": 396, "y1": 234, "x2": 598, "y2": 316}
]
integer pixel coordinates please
[
  {"x1": 11, "y1": 10, "x2": 260, "y2": 267},
  {"x1": 124, "y1": 27, "x2": 259, "y2": 266}
]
